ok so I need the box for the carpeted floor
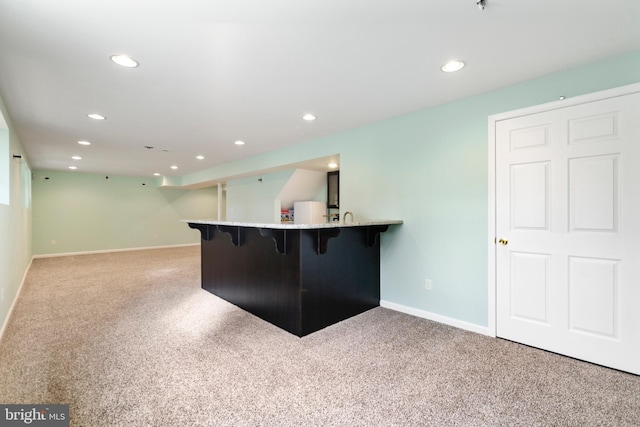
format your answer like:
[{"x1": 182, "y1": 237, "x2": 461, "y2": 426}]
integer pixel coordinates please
[{"x1": 0, "y1": 246, "x2": 638, "y2": 426}]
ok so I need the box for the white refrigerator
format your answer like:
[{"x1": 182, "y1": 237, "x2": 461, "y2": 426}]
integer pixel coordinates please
[{"x1": 293, "y1": 201, "x2": 327, "y2": 224}]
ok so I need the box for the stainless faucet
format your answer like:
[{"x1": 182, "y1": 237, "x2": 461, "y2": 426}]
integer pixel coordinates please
[{"x1": 343, "y1": 211, "x2": 353, "y2": 223}]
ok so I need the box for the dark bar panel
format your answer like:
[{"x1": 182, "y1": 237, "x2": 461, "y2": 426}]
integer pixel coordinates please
[{"x1": 188, "y1": 222, "x2": 397, "y2": 337}]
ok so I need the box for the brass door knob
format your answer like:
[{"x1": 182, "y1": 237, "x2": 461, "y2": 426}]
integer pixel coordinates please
[{"x1": 498, "y1": 238, "x2": 508, "y2": 246}]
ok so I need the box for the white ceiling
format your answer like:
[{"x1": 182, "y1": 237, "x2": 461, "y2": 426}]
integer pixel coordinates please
[{"x1": 0, "y1": 0, "x2": 638, "y2": 179}]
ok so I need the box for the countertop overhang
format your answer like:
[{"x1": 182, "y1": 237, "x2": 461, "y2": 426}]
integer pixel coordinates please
[{"x1": 182, "y1": 219, "x2": 403, "y2": 229}]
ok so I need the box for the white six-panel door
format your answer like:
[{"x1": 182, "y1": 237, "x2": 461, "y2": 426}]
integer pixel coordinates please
[{"x1": 493, "y1": 87, "x2": 640, "y2": 374}]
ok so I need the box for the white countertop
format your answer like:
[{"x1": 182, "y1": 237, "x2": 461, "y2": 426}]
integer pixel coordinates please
[{"x1": 182, "y1": 219, "x2": 403, "y2": 229}]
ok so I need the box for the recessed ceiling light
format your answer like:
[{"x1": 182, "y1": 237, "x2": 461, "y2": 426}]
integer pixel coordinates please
[
  {"x1": 78, "y1": 140, "x2": 91, "y2": 146},
  {"x1": 196, "y1": 155, "x2": 205, "y2": 160},
  {"x1": 170, "y1": 165, "x2": 178, "y2": 170},
  {"x1": 68, "y1": 166, "x2": 78, "y2": 170},
  {"x1": 328, "y1": 162, "x2": 338, "y2": 169},
  {"x1": 302, "y1": 113, "x2": 317, "y2": 121},
  {"x1": 71, "y1": 156, "x2": 82, "y2": 160},
  {"x1": 110, "y1": 54, "x2": 139, "y2": 68},
  {"x1": 153, "y1": 173, "x2": 161, "y2": 176},
  {"x1": 234, "y1": 140, "x2": 245, "y2": 146},
  {"x1": 87, "y1": 113, "x2": 106, "y2": 120},
  {"x1": 441, "y1": 60, "x2": 465, "y2": 73}
]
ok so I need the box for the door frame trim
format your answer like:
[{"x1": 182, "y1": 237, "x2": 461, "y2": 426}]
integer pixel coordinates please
[{"x1": 487, "y1": 82, "x2": 640, "y2": 338}]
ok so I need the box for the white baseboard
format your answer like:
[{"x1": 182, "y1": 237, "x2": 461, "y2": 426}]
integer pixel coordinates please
[
  {"x1": 0, "y1": 256, "x2": 33, "y2": 342},
  {"x1": 380, "y1": 300, "x2": 493, "y2": 337},
  {"x1": 33, "y1": 243, "x2": 200, "y2": 259}
]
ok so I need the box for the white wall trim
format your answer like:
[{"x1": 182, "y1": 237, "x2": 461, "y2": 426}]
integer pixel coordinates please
[
  {"x1": 33, "y1": 243, "x2": 200, "y2": 259},
  {"x1": 487, "y1": 113, "x2": 497, "y2": 337},
  {"x1": 487, "y1": 82, "x2": 640, "y2": 338},
  {"x1": 380, "y1": 300, "x2": 492, "y2": 337},
  {"x1": 0, "y1": 256, "x2": 33, "y2": 342}
]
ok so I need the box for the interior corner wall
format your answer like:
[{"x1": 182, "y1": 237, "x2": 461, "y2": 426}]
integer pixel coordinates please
[
  {"x1": 226, "y1": 170, "x2": 295, "y2": 223},
  {"x1": 0, "y1": 99, "x2": 32, "y2": 336},
  {"x1": 31, "y1": 170, "x2": 217, "y2": 256},
  {"x1": 277, "y1": 169, "x2": 327, "y2": 210}
]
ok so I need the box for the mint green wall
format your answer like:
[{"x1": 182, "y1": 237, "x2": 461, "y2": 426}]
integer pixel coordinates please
[
  {"x1": 0, "y1": 99, "x2": 32, "y2": 334},
  {"x1": 32, "y1": 170, "x2": 217, "y2": 255},
  {"x1": 181, "y1": 52, "x2": 640, "y2": 328}
]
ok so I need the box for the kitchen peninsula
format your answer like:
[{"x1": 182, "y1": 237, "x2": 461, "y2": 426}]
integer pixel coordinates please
[{"x1": 185, "y1": 219, "x2": 402, "y2": 336}]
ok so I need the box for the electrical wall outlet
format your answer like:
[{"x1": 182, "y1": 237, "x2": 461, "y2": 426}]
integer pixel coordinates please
[
  {"x1": 51, "y1": 240, "x2": 56, "y2": 246},
  {"x1": 424, "y1": 278, "x2": 432, "y2": 290}
]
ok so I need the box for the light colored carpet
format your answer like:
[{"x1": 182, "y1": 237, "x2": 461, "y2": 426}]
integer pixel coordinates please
[{"x1": 0, "y1": 246, "x2": 638, "y2": 426}]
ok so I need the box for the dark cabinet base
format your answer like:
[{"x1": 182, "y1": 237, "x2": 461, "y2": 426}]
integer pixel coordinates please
[{"x1": 189, "y1": 223, "x2": 388, "y2": 337}]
